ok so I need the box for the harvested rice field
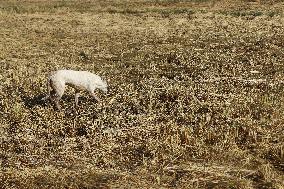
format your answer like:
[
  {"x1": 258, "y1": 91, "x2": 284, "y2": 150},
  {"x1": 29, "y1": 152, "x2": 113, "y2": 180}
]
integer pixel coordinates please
[{"x1": 0, "y1": 0, "x2": 284, "y2": 188}]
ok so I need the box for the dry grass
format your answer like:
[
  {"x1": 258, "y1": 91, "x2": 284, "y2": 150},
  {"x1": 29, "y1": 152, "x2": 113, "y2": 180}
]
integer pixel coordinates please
[{"x1": 0, "y1": 0, "x2": 284, "y2": 188}]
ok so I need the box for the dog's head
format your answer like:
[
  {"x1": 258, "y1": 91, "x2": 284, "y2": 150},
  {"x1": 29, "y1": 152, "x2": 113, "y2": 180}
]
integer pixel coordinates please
[{"x1": 99, "y1": 77, "x2": 108, "y2": 94}]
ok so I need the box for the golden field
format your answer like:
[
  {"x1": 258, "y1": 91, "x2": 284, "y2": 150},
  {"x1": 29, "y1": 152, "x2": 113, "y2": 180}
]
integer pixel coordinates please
[{"x1": 0, "y1": 0, "x2": 284, "y2": 188}]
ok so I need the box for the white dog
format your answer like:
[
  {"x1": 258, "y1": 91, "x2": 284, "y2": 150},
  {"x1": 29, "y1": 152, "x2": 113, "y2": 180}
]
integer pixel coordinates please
[{"x1": 43, "y1": 70, "x2": 108, "y2": 110}]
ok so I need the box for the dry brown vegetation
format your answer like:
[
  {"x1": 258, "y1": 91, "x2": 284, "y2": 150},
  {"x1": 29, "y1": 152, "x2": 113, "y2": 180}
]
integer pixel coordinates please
[{"x1": 0, "y1": 0, "x2": 284, "y2": 188}]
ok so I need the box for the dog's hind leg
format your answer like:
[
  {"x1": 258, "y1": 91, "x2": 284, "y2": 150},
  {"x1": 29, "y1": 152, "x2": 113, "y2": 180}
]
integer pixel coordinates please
[
  {"x1": 75, "y1": 90, "x2": 80, "y2": 107},
  {"x1": 50, "y1": 80, "x2": 65, "y2": 111}
]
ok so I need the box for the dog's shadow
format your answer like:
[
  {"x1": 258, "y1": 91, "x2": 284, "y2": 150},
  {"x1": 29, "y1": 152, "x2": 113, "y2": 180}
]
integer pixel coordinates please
[
  {"x1": 21, "y1": 94, "x2": 50, "y2": 109},
  {"x1": 21, "y1": 93, "x2": 93, "y2": 110}
]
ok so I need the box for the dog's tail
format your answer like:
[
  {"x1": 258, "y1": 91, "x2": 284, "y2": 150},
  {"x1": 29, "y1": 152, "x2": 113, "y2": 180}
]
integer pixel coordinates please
[{"x1": 41, "y1": 77, "x2": 51, "y2": 101}]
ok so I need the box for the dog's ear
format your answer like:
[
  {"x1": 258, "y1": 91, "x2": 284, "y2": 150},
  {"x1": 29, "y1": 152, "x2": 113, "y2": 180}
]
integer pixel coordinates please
[
  {"x1": 101, "y1": 76, "x2": 108, "y2": 85},
  {"x1": 103, "y1": 76, "x2": 110, "y2": 83},
  {"x1": 101, "y1": 76, "x2": 105, "y2": 82}
]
